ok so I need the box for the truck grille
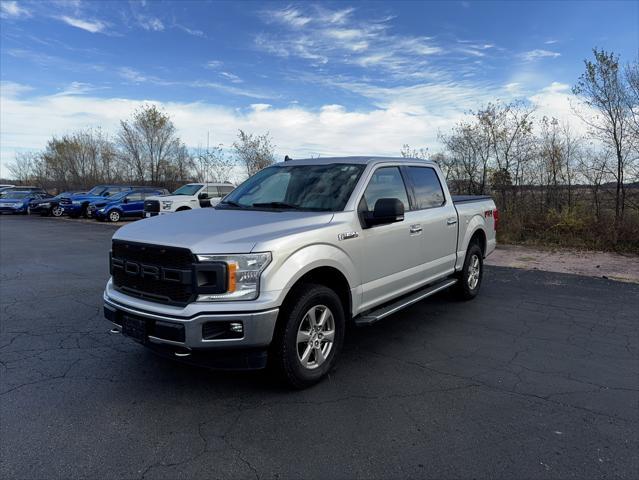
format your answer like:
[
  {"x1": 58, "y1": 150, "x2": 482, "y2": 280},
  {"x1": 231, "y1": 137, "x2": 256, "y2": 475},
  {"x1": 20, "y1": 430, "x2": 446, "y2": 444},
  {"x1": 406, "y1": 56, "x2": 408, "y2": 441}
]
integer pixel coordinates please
[
  {"x1": 111, "y1": 241, "x2": 196, "y2": 305},
  {"x1": 144, "y1": 200, "x2": 160, "y2": 213}
]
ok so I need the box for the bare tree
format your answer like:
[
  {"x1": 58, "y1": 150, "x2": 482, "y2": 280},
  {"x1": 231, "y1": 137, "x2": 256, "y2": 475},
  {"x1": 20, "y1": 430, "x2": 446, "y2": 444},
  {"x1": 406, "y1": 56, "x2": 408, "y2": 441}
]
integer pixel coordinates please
[
  {"x1": 194, "y1": 142, "x2": 237, "y2": 183},
  {"x1": 117, "y1": 104, "x2": 187, "y2": 184},
  {"x1": 573, "y1": 49, "x2": 632, "y2": 225},
  {"x1": 232, "y1": 130, "x2": 275, "y2": 176},
  {"x1": 400, "y1": 144, "x2": 429, "y2": 160}
]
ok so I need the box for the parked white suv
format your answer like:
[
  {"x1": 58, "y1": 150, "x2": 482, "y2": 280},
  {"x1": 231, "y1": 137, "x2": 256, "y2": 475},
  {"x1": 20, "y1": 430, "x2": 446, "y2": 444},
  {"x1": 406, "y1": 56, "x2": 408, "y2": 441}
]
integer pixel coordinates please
[{"x1": 143, "y1": 182, "x2": 234, "y2": 217}]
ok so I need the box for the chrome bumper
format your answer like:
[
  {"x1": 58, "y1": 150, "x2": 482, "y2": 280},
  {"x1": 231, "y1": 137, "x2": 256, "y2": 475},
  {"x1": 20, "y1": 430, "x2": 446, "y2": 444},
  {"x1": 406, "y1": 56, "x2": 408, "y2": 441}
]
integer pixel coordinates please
[{"x1": 103, "y1": 296, "x2": 279, "y2": 351}]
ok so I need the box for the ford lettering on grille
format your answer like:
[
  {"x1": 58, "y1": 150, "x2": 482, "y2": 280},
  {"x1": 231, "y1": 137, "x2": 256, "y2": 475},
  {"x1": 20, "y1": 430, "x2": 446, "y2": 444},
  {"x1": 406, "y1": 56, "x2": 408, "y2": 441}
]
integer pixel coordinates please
[{"x1": 111, "y1": 257, "x2": 186, "y2": 283}]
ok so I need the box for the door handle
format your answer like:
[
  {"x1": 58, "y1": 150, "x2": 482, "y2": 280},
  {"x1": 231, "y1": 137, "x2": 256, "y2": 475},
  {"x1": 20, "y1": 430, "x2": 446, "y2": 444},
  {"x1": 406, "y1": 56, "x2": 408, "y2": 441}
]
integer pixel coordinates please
[
  {"x1": 410, "y1": 224, "x2": 423, "y2": 234},
  {"x1": 447, "y1": 218, "x2": 458, "y2": 226}
]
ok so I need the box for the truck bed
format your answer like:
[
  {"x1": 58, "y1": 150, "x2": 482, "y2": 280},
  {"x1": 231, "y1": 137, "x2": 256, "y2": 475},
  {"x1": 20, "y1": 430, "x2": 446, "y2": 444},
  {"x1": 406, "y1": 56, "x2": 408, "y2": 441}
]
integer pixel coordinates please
[{"x1": 452, "y1": 195, "x2": 493, "y2": 203}]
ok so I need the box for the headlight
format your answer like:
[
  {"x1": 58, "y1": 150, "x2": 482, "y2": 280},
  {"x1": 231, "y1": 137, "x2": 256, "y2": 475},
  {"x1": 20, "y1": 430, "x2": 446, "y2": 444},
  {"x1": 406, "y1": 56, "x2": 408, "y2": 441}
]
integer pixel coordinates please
[
  {"x1": 195, "y1": 253, "x2": 271, "y2": 301},
  {"x1": 40, "y1": 202, "x2": 50, "y2": 207},
  {"x1": 162, "y1": 200, "x2": 173, "y2": 209},
  {"x1": 98, "y1": 208, "x2": 105, "y2": 213}
]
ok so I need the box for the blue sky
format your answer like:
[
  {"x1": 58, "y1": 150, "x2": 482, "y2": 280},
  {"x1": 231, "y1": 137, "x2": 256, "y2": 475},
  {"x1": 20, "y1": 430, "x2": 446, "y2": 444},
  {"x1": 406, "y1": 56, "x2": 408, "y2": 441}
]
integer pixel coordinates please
[{"x1": 1, "y1": 0, "x2": 637, "y2": 176}]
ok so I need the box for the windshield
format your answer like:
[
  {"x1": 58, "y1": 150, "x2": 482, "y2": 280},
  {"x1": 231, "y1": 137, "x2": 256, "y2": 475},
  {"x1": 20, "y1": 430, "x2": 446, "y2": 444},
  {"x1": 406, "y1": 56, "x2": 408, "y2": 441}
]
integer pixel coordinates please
[
  {"x1": 172, "y1": 184, "x2": 203, "y2": 195},
  {"x1": 219, "y1": 163, "x2": 365, "y2": 211},
  {"x1": 86, "y1": 186, "x2": 106, "y2": 196},
  {"x1": 0, "y1": 192, "x2": 30, "y2": 199}
]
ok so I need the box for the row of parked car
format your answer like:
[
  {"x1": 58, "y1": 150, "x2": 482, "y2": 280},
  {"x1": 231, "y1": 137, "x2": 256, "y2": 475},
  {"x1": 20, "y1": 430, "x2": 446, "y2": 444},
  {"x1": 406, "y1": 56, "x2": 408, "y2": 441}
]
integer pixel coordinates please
[{"x1": 0, "y1": 182, "x2": 236, "y2": 222}]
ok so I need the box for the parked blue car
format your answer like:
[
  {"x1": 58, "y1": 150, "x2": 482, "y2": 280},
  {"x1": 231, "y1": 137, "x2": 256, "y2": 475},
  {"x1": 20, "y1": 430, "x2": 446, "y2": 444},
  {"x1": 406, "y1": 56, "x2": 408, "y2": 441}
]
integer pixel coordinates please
[
  {"x1": 59, "y1": 185, "x2": 138, "y2": 218},
  {"x1": 0, "y1": 190, "x2": 51, "y2": 214},
  {"x1": 88, "y1": 188, "x2": 169, "y2": 222}
]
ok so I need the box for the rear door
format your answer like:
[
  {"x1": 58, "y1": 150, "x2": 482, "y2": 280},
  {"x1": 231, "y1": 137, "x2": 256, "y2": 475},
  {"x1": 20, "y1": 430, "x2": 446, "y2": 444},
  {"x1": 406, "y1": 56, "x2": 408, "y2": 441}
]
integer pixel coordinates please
[{"x1": 403, "y1": 166, "x2": 458, "y2": 281}]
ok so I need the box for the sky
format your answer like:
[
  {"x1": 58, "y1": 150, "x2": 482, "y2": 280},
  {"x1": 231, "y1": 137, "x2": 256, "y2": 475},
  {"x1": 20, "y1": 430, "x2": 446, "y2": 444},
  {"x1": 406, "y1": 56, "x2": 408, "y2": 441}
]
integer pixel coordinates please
[{"x1": 0, "y1": 0, "x2": 637, "y2": 178}]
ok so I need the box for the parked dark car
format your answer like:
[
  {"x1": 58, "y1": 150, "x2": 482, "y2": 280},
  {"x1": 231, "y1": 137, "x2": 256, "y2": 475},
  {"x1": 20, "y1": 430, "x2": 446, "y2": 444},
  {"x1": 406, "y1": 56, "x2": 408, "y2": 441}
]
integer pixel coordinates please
[
  {"x1": 0, "y1": 191, "x2": 51, "y2": 214},
  {"x1": 29, "y1": 191, "x2": 86, "y2": 217},
  {"x1": 88, "y1": 188, "x2": 169, "y2": 222},
  {"x1": 59, "y1": 185, "x2": 138, "y2": 218}
]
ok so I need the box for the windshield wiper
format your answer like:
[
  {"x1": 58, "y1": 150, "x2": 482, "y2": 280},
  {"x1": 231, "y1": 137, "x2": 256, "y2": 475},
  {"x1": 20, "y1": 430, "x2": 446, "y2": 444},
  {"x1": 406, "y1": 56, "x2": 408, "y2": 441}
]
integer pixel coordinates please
[
  {"x1": 218, "y1": 200, "x2": 245, "y2": 208},
  {"x1": 252, "y1": 201, "x2": 299, "y2": 210}
]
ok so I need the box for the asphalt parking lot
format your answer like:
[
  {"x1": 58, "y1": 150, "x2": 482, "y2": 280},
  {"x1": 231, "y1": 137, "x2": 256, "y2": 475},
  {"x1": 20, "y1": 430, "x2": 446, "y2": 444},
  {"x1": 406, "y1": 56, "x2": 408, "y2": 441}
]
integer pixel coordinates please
[{"x1": 1, "y1": 215, "x2": 638, "y2": 479}]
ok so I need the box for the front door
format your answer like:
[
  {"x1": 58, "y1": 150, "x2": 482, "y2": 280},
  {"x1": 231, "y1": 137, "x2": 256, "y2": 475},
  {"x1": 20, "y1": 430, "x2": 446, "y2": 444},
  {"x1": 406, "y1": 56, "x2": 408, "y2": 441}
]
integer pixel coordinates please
[{"x1": 358, "y1": 166, "x2": 424, "y2": 311}]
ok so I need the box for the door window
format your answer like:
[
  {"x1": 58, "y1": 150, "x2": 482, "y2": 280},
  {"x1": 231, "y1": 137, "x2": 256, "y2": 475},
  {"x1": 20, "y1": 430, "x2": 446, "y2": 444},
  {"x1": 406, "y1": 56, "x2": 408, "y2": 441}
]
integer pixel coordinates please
[
  {"x1": 205, "y1": 186, "x2": 219, "y2": 197},
  {"x1": 405, "y1": 167, "x2": 445, "y2": 209},
  {"x1": 126, "y1": 193, "x2": 143, "y2": 202},
  {"x1": 359, "y1": 167, "x2": 410, "y2": 214}
]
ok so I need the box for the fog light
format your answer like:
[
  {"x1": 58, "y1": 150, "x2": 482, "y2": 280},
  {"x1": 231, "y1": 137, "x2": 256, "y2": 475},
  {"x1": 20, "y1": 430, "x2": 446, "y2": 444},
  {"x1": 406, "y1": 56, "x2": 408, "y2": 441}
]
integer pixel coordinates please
[{"x1": 229, "y1": 322, "x2": 243, "y2": 333}]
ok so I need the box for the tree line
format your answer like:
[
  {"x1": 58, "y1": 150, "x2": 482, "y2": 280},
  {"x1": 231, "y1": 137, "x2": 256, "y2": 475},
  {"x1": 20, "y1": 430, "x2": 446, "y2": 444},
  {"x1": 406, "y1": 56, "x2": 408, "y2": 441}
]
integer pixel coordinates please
[
  {"x1": 7, "y1": 104, "x2": 276, "y2": 192},
  {"x1": 5, "y1": 49, "x2": 638, "y2": 251},
  {"x1": 403, "y1": 49, "x2": 638, "y2": 252}
]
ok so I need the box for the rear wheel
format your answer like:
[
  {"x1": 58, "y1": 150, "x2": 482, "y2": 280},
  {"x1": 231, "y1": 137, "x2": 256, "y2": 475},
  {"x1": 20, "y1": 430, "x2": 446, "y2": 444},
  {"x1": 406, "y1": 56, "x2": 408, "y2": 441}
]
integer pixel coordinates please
[
  {"x1": 454, "y1": 243, "x2": 483, "y2": 300},
  {"x1": 107, "y1": 210, "x2": 121, "y2": 222},
  {"x1": 271, "y1": 284, "x2": 345, "y2": 389}
]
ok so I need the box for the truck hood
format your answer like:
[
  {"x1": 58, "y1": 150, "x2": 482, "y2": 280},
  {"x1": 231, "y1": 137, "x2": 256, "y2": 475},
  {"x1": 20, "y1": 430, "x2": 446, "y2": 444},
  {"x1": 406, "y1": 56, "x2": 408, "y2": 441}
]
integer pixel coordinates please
[{"x1": 113, "y1": 207, "x2": 334, "y2": 254}]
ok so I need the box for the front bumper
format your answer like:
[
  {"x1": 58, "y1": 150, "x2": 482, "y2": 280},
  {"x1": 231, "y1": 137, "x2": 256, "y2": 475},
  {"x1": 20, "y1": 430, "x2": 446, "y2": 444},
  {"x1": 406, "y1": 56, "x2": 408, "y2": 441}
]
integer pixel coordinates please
[
  {"x1": 0, "y1": 205, "x2": 26, "y2": 213},
  {"x1": 103, "y1": 294, "x2": 279, "y2": 369}
]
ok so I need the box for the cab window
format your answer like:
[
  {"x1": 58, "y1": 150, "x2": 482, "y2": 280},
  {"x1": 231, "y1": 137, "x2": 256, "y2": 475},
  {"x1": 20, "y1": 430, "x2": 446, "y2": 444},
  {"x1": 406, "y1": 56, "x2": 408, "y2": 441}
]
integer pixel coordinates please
[
  {"x1": 405, "y1": 167, "x2": 445, "y2": 209},
  {"x1": 359, "y1": 167, "x2": 410, "y2": 214}
]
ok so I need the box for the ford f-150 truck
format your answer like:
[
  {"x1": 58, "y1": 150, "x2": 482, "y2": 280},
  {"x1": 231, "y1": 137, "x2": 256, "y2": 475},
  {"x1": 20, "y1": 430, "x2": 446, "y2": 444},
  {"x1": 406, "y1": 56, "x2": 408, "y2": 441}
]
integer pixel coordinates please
[
  {"x1": 143, "y1": 182, "x2": 235, "y2": 217},
  {"x1": 104, "y1": 157, "x2": 497, "y2": 388}
]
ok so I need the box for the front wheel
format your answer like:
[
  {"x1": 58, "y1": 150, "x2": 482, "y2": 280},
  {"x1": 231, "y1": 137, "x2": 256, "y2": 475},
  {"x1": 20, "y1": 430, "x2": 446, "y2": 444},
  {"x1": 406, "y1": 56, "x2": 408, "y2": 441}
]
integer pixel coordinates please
[
  {"x1": 271, "y1": 284, "x2": 345, "y2": 389},
  {"x1": 51, "y1": 206, "x2": 64, "y2": 217},
  {"x1": 107, "y1": 210, "x2": 121, "y2": 222},
  {"x1": 454, "y1": 243, "x2": 483, "y2": 300}
]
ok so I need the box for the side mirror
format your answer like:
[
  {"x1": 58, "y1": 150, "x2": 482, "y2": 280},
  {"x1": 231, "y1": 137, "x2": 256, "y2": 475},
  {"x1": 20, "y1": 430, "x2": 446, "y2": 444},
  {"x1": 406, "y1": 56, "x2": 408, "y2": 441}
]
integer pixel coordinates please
[{"x1": 365, "y1": 198, "x2": 405, "y2": 227}]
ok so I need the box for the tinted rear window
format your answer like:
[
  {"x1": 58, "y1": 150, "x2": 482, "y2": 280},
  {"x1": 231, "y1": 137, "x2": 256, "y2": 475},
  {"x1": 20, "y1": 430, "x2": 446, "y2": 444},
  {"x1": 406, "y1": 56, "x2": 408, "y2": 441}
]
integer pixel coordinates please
[{"x1": 406, "y1": 167, "x2": 445, "y2": 209}]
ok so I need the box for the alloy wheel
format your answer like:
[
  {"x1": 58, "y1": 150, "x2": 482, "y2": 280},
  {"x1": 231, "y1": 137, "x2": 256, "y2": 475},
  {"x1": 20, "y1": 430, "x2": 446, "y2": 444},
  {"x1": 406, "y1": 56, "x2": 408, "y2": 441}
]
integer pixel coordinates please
[
  {"x1": 468, "y1": 254, "x2": 480, "y2": 290},
  {"x1": 296, "y1": 305, "x2": 336, "y2": 370}
]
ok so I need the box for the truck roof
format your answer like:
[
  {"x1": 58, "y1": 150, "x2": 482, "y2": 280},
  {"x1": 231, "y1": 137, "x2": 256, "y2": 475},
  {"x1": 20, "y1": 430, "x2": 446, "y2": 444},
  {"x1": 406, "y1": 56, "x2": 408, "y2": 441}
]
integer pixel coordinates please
[{"x1": 277, "y1": 156, "x2": 436, "y2": 167}]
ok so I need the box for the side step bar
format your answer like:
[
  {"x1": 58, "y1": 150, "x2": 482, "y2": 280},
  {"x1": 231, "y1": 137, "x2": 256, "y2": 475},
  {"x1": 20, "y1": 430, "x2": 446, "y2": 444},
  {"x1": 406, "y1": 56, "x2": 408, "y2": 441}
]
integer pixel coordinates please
[{"x1": 354, "y1": 278, "x2": 458, "y2": 326}]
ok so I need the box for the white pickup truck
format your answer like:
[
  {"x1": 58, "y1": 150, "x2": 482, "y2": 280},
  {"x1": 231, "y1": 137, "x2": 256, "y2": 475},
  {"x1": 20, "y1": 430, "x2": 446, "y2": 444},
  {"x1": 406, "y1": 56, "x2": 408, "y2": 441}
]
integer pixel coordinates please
[
  {"x1": 143, "y1": 182, "x2": 235, "y2": 217},
  {"x1": 105, "y1": 157, "x2": 497, "y2": 388}
]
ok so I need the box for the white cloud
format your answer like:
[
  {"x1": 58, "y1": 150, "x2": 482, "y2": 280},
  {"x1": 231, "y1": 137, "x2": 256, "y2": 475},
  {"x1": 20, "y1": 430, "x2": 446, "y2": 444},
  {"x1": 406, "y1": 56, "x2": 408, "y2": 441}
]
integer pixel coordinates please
[
  {"x1": 220, "y1": 72, "x2": 242, "y2": 84},
  {"x1": 269, "y1": 7, "x2": 312, "y2": 28},
  {"x1": 175, "y1": 24, "x2": 205, "y2": 37},
  {"x1": 1, "y1": 80, "x2": 594, "y2": 178},
  {"x1": 58, "y1": 15, "x2": 107, "y2": 33},
  {"x1": 205, "y1": 60, "x2": 223, "y2": 69},
  {"x1": 520, "y1": 49, "x2": 561, "y2": 62},
  {"x1": 1, "y1": 1, "x2": 30, "y2": 18},
  {"x1": 53, "y1": 82, "x2": 101, "y2": 96},
  {"x1": 137, "y1": 16, "x2": 164, "y2": 31},
  {"x1": 256, "y1": 5, "x2": 445, "y2": 76}
]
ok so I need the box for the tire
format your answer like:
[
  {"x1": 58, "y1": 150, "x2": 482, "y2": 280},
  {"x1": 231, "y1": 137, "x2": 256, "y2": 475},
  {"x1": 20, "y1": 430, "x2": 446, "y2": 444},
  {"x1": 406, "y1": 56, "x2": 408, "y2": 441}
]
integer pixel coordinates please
[
  {"x1": 454, "y1": 243, "x2": 484, "y2": 300},
  {"x1": 271, "y1": 284, "x2": 345, "y2": 389},
  {"x1": 107, "y1": 210, "x2": 121, "y2": 222},
  {"x1": 51, "y1": 206, "x2": 64, "y2": 217},
  {"x1": 81, "y1": 205, "x2": 89, "y2": 218}
]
